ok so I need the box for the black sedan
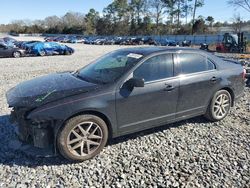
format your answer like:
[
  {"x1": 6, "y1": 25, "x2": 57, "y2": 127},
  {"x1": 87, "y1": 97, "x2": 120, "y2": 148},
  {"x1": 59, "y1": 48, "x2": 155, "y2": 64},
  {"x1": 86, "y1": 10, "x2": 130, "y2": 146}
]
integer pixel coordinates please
[
  {"x1": 0, "y1": 43, "x2": 26, "y2": 58},
  {"x1": 6, "y1": 47, "x2": 245, "y2": 161}
]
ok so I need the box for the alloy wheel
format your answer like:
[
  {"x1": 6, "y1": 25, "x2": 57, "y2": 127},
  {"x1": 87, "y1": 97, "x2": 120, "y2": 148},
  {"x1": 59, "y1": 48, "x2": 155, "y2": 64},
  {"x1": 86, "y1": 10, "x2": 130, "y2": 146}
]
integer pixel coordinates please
[
  {"x1": 213, "y1": 93, "x2": 230, "y2": 119},
  {"x1": 39, "y1": 50, "x2": 46, "y2": 56},
  {"x1": 13, "y1": 51, "x2": 21, "y2": 58},
  {"x1": 66, "y1": 122, "x2": 103, "y2": 157}
]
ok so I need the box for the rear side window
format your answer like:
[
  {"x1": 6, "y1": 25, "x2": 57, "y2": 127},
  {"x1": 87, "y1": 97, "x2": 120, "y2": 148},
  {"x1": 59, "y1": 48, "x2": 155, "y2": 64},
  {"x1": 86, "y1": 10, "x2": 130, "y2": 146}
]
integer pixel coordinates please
[
  {"x1": 134, "y1": 54, "x2": 173, "y2": 82},
  {"x1": 178, "y1": 53, "x2": 215, "y2": 74}
]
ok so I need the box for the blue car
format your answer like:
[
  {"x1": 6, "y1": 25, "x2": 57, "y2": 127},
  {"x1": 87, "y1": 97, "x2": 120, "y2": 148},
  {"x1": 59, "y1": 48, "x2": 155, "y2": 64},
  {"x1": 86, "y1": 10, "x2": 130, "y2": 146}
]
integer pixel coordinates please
[
  {"x1": 28, "y1": 42, "x2": 74, "y2": 56},
  {"x1": 21, "y1": 41, "x2": 40, "y2": 50},
  {"x1": 156, "y1": 39, "x2": 178, "y2": 46}
]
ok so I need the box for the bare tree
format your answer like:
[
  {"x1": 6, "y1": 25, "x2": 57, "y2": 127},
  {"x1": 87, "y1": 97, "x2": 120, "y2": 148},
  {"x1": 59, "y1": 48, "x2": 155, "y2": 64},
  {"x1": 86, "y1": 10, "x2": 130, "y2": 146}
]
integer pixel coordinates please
[
  {"x1": 231, "y1": 13, "x2": 243, "y2": 32},
  {"x1": 228, "y1": 0, "x2": 250, "y2": 12},
  {"x1": 44, "y1": 16, "x2": 62, "y2": 29}
]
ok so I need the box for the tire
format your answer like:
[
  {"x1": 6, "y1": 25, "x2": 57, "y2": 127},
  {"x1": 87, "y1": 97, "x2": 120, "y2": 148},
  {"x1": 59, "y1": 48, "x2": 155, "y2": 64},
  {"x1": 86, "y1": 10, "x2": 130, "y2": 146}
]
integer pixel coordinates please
[
  {"x1": 39, "y1": 50, "x2": 46, "y2": 56},
  {"x1": 64, "y1": 50, "x2": 71, "y2": 55},
  {"x1": 205, "y1": 90, "x2": 232, "y2": 122},
  {"x1": 13, "y1": 51, "x2": 21, "y2": 58},
  {"x1": 57, "y1": 115, "x2": 108, "y2": 161}
]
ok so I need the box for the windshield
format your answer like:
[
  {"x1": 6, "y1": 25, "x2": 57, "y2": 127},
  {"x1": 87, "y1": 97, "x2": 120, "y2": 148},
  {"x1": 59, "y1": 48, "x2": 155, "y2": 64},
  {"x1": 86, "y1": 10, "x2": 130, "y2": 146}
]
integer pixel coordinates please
[{"x1": 76, "y1": 50, "x2": 143, "y2": 84}]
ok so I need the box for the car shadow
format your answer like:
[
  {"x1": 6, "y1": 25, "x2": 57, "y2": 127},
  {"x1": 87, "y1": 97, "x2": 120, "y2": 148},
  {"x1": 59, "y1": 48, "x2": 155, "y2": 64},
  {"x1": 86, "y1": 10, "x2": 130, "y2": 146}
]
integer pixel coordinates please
[
  {"x1": 109, "y1": 116, "x2": 212, "y2": 146},
  {"x1": 0, "y1": 114, "x2": 212, "y2": 167}
]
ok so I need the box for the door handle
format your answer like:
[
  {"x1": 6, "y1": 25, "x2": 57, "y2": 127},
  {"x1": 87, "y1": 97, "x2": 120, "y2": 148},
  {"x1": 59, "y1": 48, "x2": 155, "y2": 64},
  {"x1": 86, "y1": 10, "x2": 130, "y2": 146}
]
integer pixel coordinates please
[
  {"x1": 164, "y1": 84, "x2": 175, "y2": 91},
  {"x1": 210, "y1": 76, "x2": 217, "y2": 83}
]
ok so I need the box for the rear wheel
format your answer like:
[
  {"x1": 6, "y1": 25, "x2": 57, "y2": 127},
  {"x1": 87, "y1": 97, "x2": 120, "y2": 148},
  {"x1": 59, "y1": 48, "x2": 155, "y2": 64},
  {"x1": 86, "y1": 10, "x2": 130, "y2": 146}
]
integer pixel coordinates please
[
  {"x1": 13, "y1": 51, "x2": 21, "y2": 58},
  {"x1": 205, "y1": 90, "x2": 232, "y2": 121},
  {"x1": 57, "y1": 115, "x2": 108, "y2": 161}
]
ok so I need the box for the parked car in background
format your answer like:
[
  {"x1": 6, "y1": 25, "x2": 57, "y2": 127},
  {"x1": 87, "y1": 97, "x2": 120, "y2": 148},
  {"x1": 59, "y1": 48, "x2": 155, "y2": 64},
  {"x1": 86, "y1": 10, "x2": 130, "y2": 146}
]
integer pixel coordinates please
[
  {"x1": 182, "y1": 40, "x2": 192, "y2": 47},
  {"x1": 84, "y1": 37, "x2": 95, "y2": 45},
  {"x1": 28, "y1": 42, "x2": 74, "y2": 56},
  {"x1": 6, "y1": 47, "x2": 245, "y2": 161},
  {"x1": 53, "y1": 36, "x2": 68, "y2": 43},
  {"x1": 93, "y1": 38, "x2": 106, "y2": 45},
  {"x1": 20, "y1": 41, "x2": 41, "y2": 50},
  {"x1": 158, "y1": 39, "x2": 178, "y2": 46},
  {"x1": 0, "y1": 37, "x2": 16, "y2": 47},
  {"x1": 46, "y1": 35, "x2": 180, "y2": 47},
  {"x1": 0, "y1": 43, "x2": 25, "y2": 58},
  {"x1": 44, "y1": 36, "x2": 57, "y2": 42},
  {"x1": 3, "y1": 37, "x2": 17, "y2": 43},
  {"x1": 9, "y1": 32, "x2": 19, "y2": 36},
  {"x1": 143, "y1": 37, "x2": 157, "y2": 45},
  {"x1": 66, "y1": 36, "x2": 85, "y2": 43}
]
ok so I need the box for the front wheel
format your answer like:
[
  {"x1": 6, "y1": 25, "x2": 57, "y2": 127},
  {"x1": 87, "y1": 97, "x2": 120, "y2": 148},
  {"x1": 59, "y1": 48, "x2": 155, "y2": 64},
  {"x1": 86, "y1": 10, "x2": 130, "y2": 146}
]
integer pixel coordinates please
[
  {"x1": 205, "y1": 90, "x2": 232, "y2": 121},
  {"x1": 64, "y1": 50, "x2": 71, "y2": 55},
  {"x1": 13, "y1": 51, "x2": 21, "y2": 58},
  {"x1": 39, "y1": 50, "x2": 46, "y2": 56},
  {"x1": 57, "y1": 115, "x2": 108, "y2": 161}
]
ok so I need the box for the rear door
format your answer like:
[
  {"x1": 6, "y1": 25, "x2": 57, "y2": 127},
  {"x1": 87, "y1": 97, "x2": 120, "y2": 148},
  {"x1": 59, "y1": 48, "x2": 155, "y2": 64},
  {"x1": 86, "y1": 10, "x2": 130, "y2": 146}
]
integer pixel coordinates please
[{"x1": 176, "y1": 53, "x2": 219, "y2": 118}]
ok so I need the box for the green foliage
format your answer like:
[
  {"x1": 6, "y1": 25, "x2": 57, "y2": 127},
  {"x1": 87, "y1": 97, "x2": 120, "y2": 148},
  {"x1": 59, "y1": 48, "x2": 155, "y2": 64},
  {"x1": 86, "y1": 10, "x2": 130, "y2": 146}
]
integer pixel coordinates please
[
  {"x1": 85, "y1": 9, "x2": 100, "y2": 35},
  {"x1": 192, "y1": 16, "x2": 208, "y2": 34}
]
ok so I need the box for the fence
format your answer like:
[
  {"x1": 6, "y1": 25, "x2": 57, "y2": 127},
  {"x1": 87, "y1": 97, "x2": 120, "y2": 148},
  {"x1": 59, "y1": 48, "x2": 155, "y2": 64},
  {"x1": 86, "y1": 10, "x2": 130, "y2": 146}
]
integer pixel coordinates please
[
  {"x1": 145, "y1": 34, "x2": 250, "y2": 45},
  {"x1": 2, "y1": 33, "x2": 250, "y2": 45}
]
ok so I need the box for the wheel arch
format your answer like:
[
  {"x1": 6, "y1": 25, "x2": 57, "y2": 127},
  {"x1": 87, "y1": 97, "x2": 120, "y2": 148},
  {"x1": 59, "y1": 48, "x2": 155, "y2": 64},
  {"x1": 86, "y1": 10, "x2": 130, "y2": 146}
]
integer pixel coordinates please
[
  {"x1": 220, "y1": 87, "x2": 235, "y2": 107},
  {"x1": 206, "y1": 87, "x2": 235, "y2": 112},
  {"x1": 57, "y1": 110, "x2": 114, "y2": 140}
]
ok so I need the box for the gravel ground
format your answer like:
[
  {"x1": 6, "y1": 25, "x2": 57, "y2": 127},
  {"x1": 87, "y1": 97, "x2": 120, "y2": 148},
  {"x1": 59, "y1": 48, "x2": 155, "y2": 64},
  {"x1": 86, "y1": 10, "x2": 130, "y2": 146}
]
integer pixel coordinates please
[{"x1": 0, "y1": 37, "x2": 249, "y2": 187}]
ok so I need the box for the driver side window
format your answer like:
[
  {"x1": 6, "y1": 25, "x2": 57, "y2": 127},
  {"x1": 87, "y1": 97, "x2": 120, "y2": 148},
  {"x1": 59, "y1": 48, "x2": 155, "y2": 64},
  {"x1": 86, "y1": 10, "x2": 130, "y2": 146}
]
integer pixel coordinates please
[{"x1": 133, "y1": 54, "x2": 173, "y2": 82}]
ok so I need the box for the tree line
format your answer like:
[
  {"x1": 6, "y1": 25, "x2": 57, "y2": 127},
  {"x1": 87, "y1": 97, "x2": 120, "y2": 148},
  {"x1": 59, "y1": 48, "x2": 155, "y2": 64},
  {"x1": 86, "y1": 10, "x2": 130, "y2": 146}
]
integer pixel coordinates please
[{"x1": 0, "y1": 0, "x2": 249, "y2": 35}]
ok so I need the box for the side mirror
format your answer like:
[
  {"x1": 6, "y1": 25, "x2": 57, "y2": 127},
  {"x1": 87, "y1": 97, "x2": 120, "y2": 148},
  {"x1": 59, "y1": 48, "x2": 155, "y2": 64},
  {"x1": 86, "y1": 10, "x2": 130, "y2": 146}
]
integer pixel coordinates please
[{"x1": 126, "y1": 77, "x2": 145, "y2": 88}]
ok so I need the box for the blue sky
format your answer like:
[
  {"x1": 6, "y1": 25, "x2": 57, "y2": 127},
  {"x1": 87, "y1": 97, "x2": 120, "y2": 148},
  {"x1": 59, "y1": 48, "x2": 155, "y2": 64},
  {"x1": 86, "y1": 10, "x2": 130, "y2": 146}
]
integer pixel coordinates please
[{"x1": 0, "y1": 0, "x2": 250, "y2": 24}]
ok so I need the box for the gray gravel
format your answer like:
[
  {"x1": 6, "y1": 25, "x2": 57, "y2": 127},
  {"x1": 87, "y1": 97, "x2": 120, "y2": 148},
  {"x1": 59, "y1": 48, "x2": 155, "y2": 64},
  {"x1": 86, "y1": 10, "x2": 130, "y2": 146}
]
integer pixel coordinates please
[{"x1": 0, "y1": 39, "x2": 249, "y2": 187}]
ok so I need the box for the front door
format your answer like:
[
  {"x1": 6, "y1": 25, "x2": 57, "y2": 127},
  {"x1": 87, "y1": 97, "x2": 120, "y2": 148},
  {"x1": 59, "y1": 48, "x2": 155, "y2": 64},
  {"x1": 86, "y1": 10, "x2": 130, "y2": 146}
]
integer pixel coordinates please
[{"x1": 116, "y1": 53, "x2": 179, "y2": 135}]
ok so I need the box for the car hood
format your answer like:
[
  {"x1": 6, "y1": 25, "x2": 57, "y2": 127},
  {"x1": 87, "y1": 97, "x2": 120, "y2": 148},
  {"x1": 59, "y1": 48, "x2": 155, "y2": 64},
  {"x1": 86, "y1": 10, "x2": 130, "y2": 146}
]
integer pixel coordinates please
[{"x1": 6, "y1": 72, "x2": 98, "y2": 108}]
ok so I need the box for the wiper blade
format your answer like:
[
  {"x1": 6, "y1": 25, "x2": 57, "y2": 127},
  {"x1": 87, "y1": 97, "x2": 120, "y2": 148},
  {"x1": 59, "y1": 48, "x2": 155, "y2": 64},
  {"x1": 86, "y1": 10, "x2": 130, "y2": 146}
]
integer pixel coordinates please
[
  {"x1": 75, "y1": 74, "x2": 107, "y2": 84},
  {"x1": 75, "y1": 74, "x2": 90, "y2": 82}
]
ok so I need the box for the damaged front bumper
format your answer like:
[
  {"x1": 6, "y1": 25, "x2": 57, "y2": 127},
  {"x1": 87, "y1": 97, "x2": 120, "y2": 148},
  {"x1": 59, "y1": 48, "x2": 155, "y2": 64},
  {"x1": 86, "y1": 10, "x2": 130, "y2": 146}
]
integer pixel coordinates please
[{"x1": 10, "y1": 108, "x2": 55, "y2": 150}]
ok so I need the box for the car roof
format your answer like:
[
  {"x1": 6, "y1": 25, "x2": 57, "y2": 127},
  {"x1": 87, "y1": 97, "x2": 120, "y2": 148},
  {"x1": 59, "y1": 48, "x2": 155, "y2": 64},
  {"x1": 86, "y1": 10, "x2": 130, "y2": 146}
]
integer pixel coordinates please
[{"x1": 119, "y1": 47, "x2": 204, "y2": 56}]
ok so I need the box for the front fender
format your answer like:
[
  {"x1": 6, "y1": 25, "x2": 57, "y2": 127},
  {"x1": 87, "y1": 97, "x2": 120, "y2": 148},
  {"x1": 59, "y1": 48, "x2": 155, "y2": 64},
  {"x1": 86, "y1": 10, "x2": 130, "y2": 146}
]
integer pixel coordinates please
[{"x1": 26, "y1": 90, "x2": 117, "y2": 134}]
